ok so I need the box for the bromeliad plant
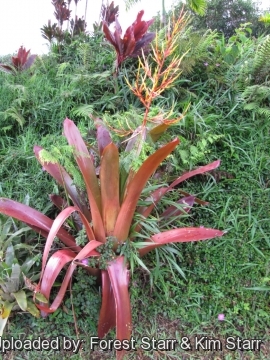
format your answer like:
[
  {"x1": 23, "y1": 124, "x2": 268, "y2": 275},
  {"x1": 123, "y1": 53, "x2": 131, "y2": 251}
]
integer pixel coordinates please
[
  {"x1": 0, "y1": 119, "x2": 224, "y2": 359},
  {"x1": 0, "y1": 217, "x2": 42, "y2": 335}
]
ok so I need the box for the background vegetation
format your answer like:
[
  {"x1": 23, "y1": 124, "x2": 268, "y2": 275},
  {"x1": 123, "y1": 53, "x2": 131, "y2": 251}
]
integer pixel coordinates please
[{"x1": 0, "y1": 0, "x2": 270, "y2": 358}]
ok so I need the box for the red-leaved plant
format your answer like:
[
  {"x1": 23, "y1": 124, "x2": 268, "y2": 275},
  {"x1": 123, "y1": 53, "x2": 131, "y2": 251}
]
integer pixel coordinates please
[
  {"x1": 0, "y1": 46, "x2": 37, "y2": 75},
  {"x1": 103, "y1": 10, "x2": 155, "y2": 71},
  {"x1": 0, "y1": 119, "x2": 224, "y2": 359}
]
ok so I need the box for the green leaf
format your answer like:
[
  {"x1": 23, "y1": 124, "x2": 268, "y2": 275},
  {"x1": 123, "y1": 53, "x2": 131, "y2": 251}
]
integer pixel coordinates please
[
  {"x1": 12, "y1": 289, "x2": 27, "y2": 311},
  {"x1": 34, "y1": 292, "x2": 48, "y2": 303},
  {"x1": 26, "y1": 301, "x2": 40, "y2": 317},
  {"x1": 5, "y1": 245, "x2": 15, "y2": 266}
]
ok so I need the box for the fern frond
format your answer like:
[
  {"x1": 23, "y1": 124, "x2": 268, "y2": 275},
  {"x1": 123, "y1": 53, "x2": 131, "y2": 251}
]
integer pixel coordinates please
[
  {"x1": 56, "y1": 62, "x2": 70, "y2": 77},
  {"x1": 1, "y1": 107, "x2": 25, "y2": 127},
  {"x1": 71, "y1": 104, "x2": 94, "y2": 119},
  {"x1": 243, "y1": 102, "x2": 259, "y2": 111},
  {"x1": 258, "y1": 107, "x2": 270, "y2": 120},
  {"x1": 78, "y1": 43, "x2": 91, "y2": 68},
  {"x1": 253, "y1": 35, "x2": 270, "y2": 77},
  {"x1": 5, "y1": 83, "x2": 26, "y2": 94}
]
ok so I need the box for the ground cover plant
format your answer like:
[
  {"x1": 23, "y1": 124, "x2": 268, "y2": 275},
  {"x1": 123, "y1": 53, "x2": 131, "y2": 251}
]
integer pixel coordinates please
[{"x1": 0, "y1": 1, "x2": 270, "y2": 359}]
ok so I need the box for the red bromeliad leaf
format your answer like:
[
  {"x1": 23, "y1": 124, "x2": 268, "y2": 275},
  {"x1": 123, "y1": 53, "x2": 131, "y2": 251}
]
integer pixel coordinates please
[
  {"x1": 137, "y1": 187, "x2": 168, "y2": 218},
  {"x1": 38, "y1": 240, "x2": 103, "y2": 314},
  {"x1": 160, "y1": 195, "x2": 195, "y2": 219},
  {"x1": 49, "y1": 194, "x2": 67, "y2": 211},
  {"x1": 169, "y1": 160, "x2": 221, "y2": 189},
  {"x1": 107, "y1": 256, "x2": 131, "y2": 360},
  {"x1": 63, "y1": 119, "x2": 105, "y2": 243},
  {"x1": 10, "y1": 46, "x2": 36, "y2": 71},
  {"x1": 98, "y1": 270, "x2": 116, "y2": 338},
  {"x1": 139, "y1": 227, "x2": 225, "y2": 257},
  {"x1": 100, "y1": 143, "x2": 120, "y2": 236},
  {"x1": 49, "y1": 194, "x2": 84, "y2": 230},
  {"x1": 24, "y1": 223, "x2": 51, "y2": 240},
  {"x1": 114, "y1": 138, "x2": 179, "y2": 242},
  {"x1": 138, "y1": 160, "x2": 221, "y2": 221},
  {"x1": 95, "y1": 119, "x2": 112, "y2": 156},
  {"x1": 0, "y1": 198, "x2": 80, "y2": 252},
  {"x1": 0, "y1": 47, "x2": 36, "y2": 74},
  {"x1": 34, "y1": 145, "x2": 90, "y2": 221},
  {"x1": 40, "y1": 206, "x2": 97, "y2": 280},
  {"x1": 37, "y1": 249, "x2": 76, "y2": 311},
  {"x1": 179, "y1": 190, "x2": 209, "y2": 206}
]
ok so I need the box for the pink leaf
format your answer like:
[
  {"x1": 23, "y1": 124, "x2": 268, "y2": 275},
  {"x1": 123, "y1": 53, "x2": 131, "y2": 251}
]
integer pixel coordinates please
[
  {"x1": 161, "y1": 195, "x2": 195, "y2": 219},
  {"x1": 38, "y1": 240, "x2": 103, "y2": 314},
  {"x1": 63, "y1": 118, "x2": 105, "y2": 243},
  {"x1": 34, "y1": 145, "x2": 90, "y2": 221},
  {"x1": 107, "y1": 256, "x2": 131, "y2": 360},
  {"x1": 139, "y1": 227, "x2": 225, "y2": 256},
  {"x1": 0, "y1": 198, "x2": 80, "y2": 252},
  {"x1": 98, "y1": 270, "x2": 116, "y2": 338}
]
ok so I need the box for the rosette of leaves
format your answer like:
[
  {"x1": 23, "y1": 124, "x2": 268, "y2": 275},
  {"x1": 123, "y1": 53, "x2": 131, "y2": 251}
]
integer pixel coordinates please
[
  {"x1": 0, "y1": 46, "x2": 37, "y2": 75},
  {"x1": 94, "y1": 1, "x2": 119, "y2": 31},
  {"x1": 0, "y1": 217, "x2": 45, "y2": 336},
  {"x1": 103, "y1": 10, "x2": 155, "y2": 70},
  {"x1": 0, "y1": 118, "x2": 224, "y2": 359},
  {"x1": 41, "y1": 20, "x2": 58, "y2": 43}
]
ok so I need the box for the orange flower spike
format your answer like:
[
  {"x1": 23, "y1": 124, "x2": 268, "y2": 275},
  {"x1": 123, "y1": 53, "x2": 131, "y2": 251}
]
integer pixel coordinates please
[{"x1": 125, "y1": 9, "x2": 190, "y2": 137}]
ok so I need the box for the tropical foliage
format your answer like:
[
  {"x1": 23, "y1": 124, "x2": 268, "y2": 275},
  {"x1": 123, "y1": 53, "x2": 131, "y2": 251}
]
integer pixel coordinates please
[
  {"x1": 0, "y1": 0, "x2": 270, "y2": 358},
  {"x1": 103, "y1": 9, "x2": 155, "y2": 70},
  {"x1": 0, "y1": 46, "x2": 36, "y2": 75},
  {"x1": 0, "y1": 118, "x2": 224, "y2": 359}
]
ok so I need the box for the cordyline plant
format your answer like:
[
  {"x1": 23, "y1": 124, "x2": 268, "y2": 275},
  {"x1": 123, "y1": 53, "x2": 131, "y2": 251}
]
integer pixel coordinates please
[
  {"x1": 94, "y1": 1, "x2": 119, "y2": 31},
  {"x1": 41, "y1": 0, "x2": 87, "y2": 44},
  {"x1": 103, "y1": 9, "x2": 155, "y2": 71},
  {"x1": 0, "y1": 46, "x2": 37, "y2": 75},
  {"x1": 0, "y1": 118, "x2": 224, "y2": 358}
]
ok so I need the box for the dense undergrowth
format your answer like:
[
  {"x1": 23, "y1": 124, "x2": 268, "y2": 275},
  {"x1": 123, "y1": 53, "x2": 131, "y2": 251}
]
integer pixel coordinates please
[{"x1": 0, "y1": 3, "x2": 270, "y2": 360}]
